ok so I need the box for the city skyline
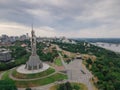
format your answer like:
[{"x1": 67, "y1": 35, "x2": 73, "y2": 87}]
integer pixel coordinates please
[{"x1": 0, "y1": 0, "x2": 120, "y2": 38}]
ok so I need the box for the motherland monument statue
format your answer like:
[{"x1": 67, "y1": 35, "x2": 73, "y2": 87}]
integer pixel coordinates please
[{"x1": 25, "y1": 26, "x2": 43, "y2": 70}]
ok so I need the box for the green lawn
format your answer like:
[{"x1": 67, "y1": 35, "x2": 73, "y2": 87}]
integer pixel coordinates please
[
  {"x1": 54, "y1": 58, "x2": 63, "y2": 66},
  {"x1": 12, "y1": 67, "x2": 55, "y2": 79},
  {"x1": 2, "y1": 71, "x2": 67, "y2": 88},
  {"x1": 1, "y1": 71, "x2": 11, "y2": 80}
]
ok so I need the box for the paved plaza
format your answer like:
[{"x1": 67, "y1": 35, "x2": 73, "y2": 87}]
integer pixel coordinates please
[
  {"x1": 66, "y1": 59, "x2": 93, "y2": 90},
  {"x1": 17, "y1": 63, "x2": 49, "y2": 74}
]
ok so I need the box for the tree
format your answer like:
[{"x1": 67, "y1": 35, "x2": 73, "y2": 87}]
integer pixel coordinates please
[
  {"x1": 65, "y1": 82, "x2": 72, "y2": 90},
  {"x1": 86, "y1": 58, "x2": 92, "y2": 65},
  {"x1": 25, "y1": 88, "x2": 32, "y2": 90},
  {"x1": 114, "y1": 81, "x2": 120, "y2": 90},
  {"x1": 57, "y1": 82, "x2": 72, "y2": 90},
  {"x1": 73, "y1": 84, "x2": 80, "y2": 90},
  {"x1": 0, "y1": 80, "x2": 17, "y2": 90}
]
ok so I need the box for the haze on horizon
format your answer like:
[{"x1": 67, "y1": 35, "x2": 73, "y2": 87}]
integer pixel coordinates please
[{"x1": 0, "y1": 0, "x2": 120, "y2": 38}]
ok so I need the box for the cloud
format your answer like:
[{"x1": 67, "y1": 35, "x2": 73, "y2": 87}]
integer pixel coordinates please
[
  {"x1": 0, "y1": 22, "x2": 58, "y2": 37},
  {"x1": 77, "y1": 25, "x2": 120, "y2": 38},
  {"x1": 0, "y1": 0, "x2": 120, "y2": 38}
]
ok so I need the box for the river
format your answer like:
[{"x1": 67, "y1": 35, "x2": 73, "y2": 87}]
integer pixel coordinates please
[{"x1": 91, "y1": 42, "x2": 120, "y2": 53}]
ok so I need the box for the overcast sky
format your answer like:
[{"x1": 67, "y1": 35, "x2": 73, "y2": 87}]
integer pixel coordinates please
[{"x1": 0, "y1": 0, "x2": 120, "y2": 38}]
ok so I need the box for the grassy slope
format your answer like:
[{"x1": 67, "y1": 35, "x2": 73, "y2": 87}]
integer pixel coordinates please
[
  {"x1": 54, "y1": 58, "x2": 63, "y2": 66},
  {"x1": 2, "y1": 71, "x2": 67, "y2": 88},
  {"x1": 12, "y1": 67, "x2": 55, "y2": 79}
]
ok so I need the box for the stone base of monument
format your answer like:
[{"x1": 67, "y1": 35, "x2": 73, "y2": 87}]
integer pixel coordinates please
[{"x1": 17, "y1": 63, "x2": 49, "y2": 74}]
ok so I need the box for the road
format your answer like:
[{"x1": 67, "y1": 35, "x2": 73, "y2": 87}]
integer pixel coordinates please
[
  {"x1": 56, "y1": 45, "x2": 94, "y2": 90},
  {"x1": 66, "y1": 59, "x2": 93, "y2": 90}
]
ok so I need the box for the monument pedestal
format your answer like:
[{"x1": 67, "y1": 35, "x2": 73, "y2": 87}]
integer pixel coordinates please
[
  {"x1": 25, "y1": 55, "x2": 43, "y2": 70},
  {"x1": 17, "y1": 63, "x2": 49, "y2": 74}
]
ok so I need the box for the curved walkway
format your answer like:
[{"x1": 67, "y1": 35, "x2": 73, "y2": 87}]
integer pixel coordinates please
[
  {"x1": 18, "y1": 83, "x2": 55, "y2": 90},
  {"x1": 9, "y1": 69, "x2": 57, "y2": 81}
]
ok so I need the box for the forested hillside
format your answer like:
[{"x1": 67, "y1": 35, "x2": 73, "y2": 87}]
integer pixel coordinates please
[{"x1": 54, "y1": 41, "x2": 120, "y2": 90}]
